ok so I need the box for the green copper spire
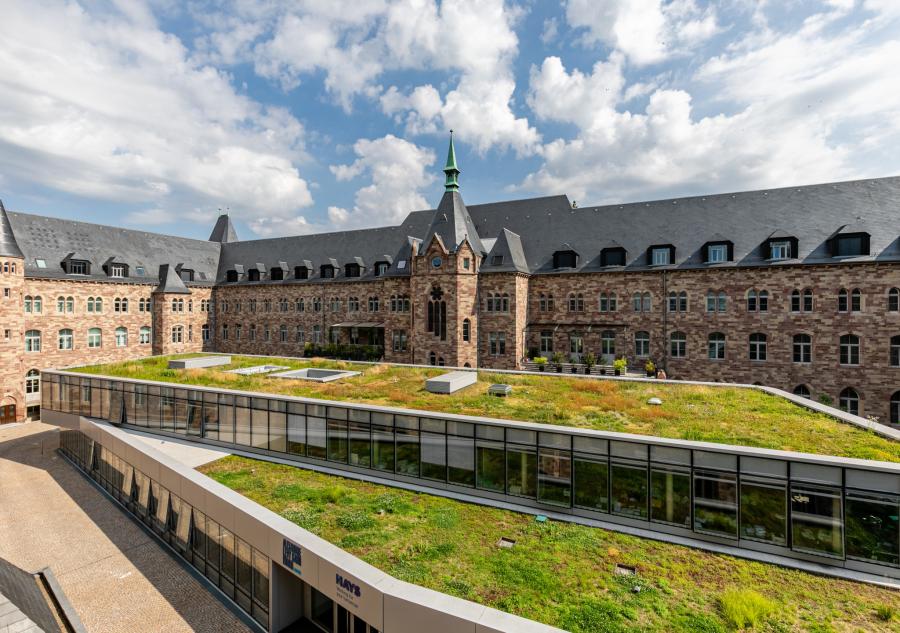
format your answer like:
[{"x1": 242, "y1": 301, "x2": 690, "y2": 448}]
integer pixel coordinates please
[{"x1": 443, "y1": 130, "x2": 460, "y2": 192}]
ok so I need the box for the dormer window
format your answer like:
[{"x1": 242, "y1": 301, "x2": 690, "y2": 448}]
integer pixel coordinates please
[
  {"x1": 770, "y1": 241, "x2": 790, "y2": 260},
  {"x1": 552, "y1": 250, "x2": 578, "y2": 269},
  {"x1": 294, "y1": 266, "x2": 309, "y2": 280},
  {"x1": 247, "y1": 269, "x2": 260, "y2": 282},
  {"x1": 135, "y1": 266, "x2": 145, "y2": 276},
  {"x1": 226, "y1": 270, "x2": 238, "y2": 282},
  {"x1": 600, "y1": 247, "x2": 626, "y2": 267},
  {"x1": 35, "y1": 259, "x2": 46, "y2": 269},
  {"x1": 762, "y1": 233, "x2": 798, "y2": 261},
  {"x1": 179, "y1": 268, "x2": 194, "y2": 282},
  {"x1": 374, "y1": 261, "x2": 389, "y2": 277},
  {"x1": 320, "y1": 264, "x2": 335, "y2": 278},
  {"x1": 66, "y1": 260, "x2": 89, "y2": 275},
  {"x1": 270, "y1": 267, "x2": 284, "y2": 281},
  {"x1": 111, "y1": 264, "x2": 127, "y2": 278},
  {"x1": 491, "y1": 255, "x2": 504, "y2": 265},
  {"x1": 702, "y1": 240, "x2": 733, "y2": 264},
  {"x1": 831, "y1": 233, "x2": 870, "y2": 257},
  {"x1": 648, "y1": 245, "x2": 675, "y2": 266},
  {"x1": 345, "y1": 263, "x2": 362, "y2": 278}
]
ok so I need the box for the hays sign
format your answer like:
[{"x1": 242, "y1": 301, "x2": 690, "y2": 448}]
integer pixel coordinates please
[{"x1": 335, "y1": 573, "x2": 362, "y2": 607}]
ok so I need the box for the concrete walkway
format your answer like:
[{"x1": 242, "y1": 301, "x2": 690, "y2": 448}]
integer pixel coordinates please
[{"x1": 0, "y1": 422, "x2": 250, "y2": 633}]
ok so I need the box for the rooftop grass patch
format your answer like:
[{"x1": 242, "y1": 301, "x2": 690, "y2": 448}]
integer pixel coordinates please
[
  {"x1": 71, "y1": 354, "x2": 900, "y2": 462},
  {"x1": 199, "y1": 455, "x2": 900, "y2": 633}
]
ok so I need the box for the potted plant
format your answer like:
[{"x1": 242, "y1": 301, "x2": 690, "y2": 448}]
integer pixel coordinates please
[
  {"x1": 569, "y1": 355, "x2": 580, "y2": 372},
  {"x1": 534, "y1": 356, "x2": 547, "y2": 372},
  {"x1": 644, "y1": 360, "x2": 656, "y2": 377},
  {"x1": 583, "y1": 352, "x2": 596, "y2": 374},
  {"x1": 551, "y1": 351, "x2": 564, "y2": 372},
  {"x1": 613, "y1": 357, "x2": 628, "y2": 376}
]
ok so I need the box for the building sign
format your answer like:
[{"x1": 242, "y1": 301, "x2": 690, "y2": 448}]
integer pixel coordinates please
[
  {"x1": 282, "y1": 539, "x2": 303, "y2": 576},
  {"x1": 335, "y1": 573, "x2": 362, "y2": 609}
]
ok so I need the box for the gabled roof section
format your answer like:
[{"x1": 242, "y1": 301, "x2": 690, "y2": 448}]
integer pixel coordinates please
[
  {"x1": 484, "y1": 228, "x2": 528, "y2": 273},
  {"x1": 0, "y1": 200, "x2": 24, "y2": 259},
  {"x1": 209, "y1": 214, "x2": 238, "y2": 243},
  {"x1": 423, "y1": 190, "x2": 485, "y2": 255},
  {"x1": 153, "y1": 264, "x2": 191, "y2": 294}
]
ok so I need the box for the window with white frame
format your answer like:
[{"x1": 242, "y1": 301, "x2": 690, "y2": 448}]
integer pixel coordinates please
[
  {"x1": 634, "y1": 331, "x2": 650, "y2": 357},
  {"x1": 140, "y1": 326, "x2": 151, "y2": 344},
  {"x1": 24, "y1": 330, "x2": 40, "y2": 352},
  {"x1": 708, "y1": 332, "x2": 725, "y2": 359},
  {"x1": 651, "y1": 248, "x2": 670, "y2": 265},
  {"x1": 769, "y1": 241, "x2": 790, "y2": 260},
  {"x1": 707, "y1": 244, "x2": 727, "y2": 263},
  {"x1": 115, "y1": 327, "x2": 128, "y2": 347},
  {"x1": 171, "y1": 325, "x2": 183, "y2": 344},
  {"x1": 58, "y1": 328, "x2": 74, "y2": 350},
  {"x1": 87, "y1": 328, "x2": 102, "y2": 348}
]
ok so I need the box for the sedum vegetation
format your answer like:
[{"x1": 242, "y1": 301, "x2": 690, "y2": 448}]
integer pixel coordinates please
[
  {"x1": 72, "y1": 354, "x2": 900, "y2": 462},
  {"x1": 200, "y1": 455, "x2": 900, "y2": 633}
]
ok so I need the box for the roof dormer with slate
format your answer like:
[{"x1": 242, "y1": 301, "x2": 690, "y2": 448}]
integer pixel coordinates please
[{"x1": 0, "y1": 200, "x2": 24, "y2": 259}]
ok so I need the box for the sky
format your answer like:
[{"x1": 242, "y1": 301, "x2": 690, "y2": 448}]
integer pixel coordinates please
[{"x1": 1, "y1": 0, "x2": 899, "y2": 241}]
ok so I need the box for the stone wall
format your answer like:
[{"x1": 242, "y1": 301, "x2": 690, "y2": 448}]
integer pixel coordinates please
[
  {"x1": 0, "y1": 256, "x2": 25, "y2": 420},
  {"x1": 152, "y1": 288, "x2": 214, "y2": 356}
]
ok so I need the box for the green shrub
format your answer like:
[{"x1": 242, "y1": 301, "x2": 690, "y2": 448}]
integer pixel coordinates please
[
  {"x1": 875, "y1": 604, "x2": 895, "y2": 621},
  {"x1": 533, "y1": 356, "x2": 547, "y2": 365},
  {"x1": 718, "y1": 589, "x2": 774, "y2": 629},
  {"x1": 613, "y1": 357, "x2": 628, "y2": 372}
]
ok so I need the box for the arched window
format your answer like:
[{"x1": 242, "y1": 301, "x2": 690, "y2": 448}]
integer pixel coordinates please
[
  {"x1": 889, "y1": 288, "x2": 900, "y2": 312},
  {"x1": 24, "y1": 330, "x2": 41, "y2": 352},
  {"x1": 24, "y1": 296, "x2": 32, "y2": 313},
  {"x1": 202, "y1": 324, "x2": 210, "y2": 342},
  {"x1": 601, "y1": 330, "x2": 615, "y2": 356},
  {"x1": 462, "y1": 318, "x2": 470, "y2": 342},
  {"x1": 429, "y1": 351, "x2": 436, "y2": 366},
  {"x1": 140, "y1": 326, "x2": 151, "y2": 345},
  {"x1": 568, "y1": 293, "x2": 584, "y2": 312},
  {"x1": 891, "y1": 391, "x2": 900, "y2": 424},
  {"x1": 758, "y1": 290, "x2": 768, "y2": 312},
  {"x1": 802, "y1": 289, "x2": 813, "y2": 312},
  {"x1": 501, "y1": 293, "x2": 510, "y2": 312},
  {"x1": 793, "y1": 334, "x2": 812, "y2": 363},
  {"x1": 172, "y1": 325, "x2": 184, "y2": 343},
  {"x1": 793, "y1": 385, "x2": 811, "y2": 399},
  {"x1": 57, "y1": 296, "x2": 66, "y2": 313},
  {"x1": 669, "y1": 291, "x2": 687, "y2": 312},
  {"x1": 427, "y1": 287, "x2": 447, "y2": 340},
  {"x1": 25, "y1": 369, "x2": 40, "y2": 395},
  {"x1": 891, "y1": 335, "x2": 900, "y2": 367},
  {"x1": 280, "y1": 325, "x2": 288, "y2": 342},
  {"x1": 115, "y1": 327, "x2": 128, "y2": 347},
  {"x1": 608, "y1": 292, "x2": 617, "y2": 312},
  {"x1": 438, "y1": 356, "x2": 446, "y2": 367},
  {"x1": 839, "y1": 333, "x2": 860, "y2": 365},
  {"x1": 790, "y1": 289, "x2": 801, "y2": 312},
  {"x1": 747, "y1": 289, "x2": 757, "y2": 312},
  {"x1": 642, "y1": 292, "x2": 652, "y2": 312},
  {"x1": 670, "y1": 331, "x2": 686, "y2": 357},
  {"x1": 58, "y1": 328, "x2": 73, "y2": 350},
  {"x1": 838, "y1": 288, "x2": 849, "y2": 312},
  {"x1": 679, "y1": 291, "x2": 687, "y2": 312},
  {"x1": 708, "y1": 332, "x2": 725, "y2": 359},
  {"x1": 839, "y1": 387, "x2": 859, "y2": 415},
  {"x1": 634, "y1": 331, "x2": 650, "y2": 357},
  {"x1": 87, "y1": 328, "x2": 101, "y2": 348},
  {"x1": 632, "y1": 292, "x2": 642, "y2": 312},
  {"x1": 668, "y1": 291, "x2": 677, "y2": 312},
  {"x1": 850, "y1": 288, "x2": 861, "y2": 312},
  {"x1": 749, "y1": 333, "x2": 767, "y2": 361}
]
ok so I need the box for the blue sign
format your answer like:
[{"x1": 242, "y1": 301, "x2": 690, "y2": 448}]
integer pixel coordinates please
[
  {"x1": 336, "y1": 573, "x2": 362, "y2": 598},
  {"x1": 283, "y1": 539, "x2": 302, "y2": 576}
]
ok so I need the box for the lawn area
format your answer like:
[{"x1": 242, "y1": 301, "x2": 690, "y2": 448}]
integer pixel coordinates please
[
  {"x1": 71, "y1": 354, "x2": 900, "y2": 462},
  {"x1": 200, "y1": 455, "x2": 900, "y2": 633}
]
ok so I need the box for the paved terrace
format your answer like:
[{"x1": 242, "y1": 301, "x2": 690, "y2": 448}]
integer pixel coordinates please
[{"x1": 0, "y1": 422, "x2": 249, "y2": 633}]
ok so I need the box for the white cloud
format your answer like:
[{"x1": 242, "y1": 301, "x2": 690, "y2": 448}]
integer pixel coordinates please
[
  {"x1": 328, "y1": 135, "x2": 437, "y2": 229},
  {"x1": 523, "y1": 3, "x2": 900, "y2": 204},
  {"x1": 201, "y1": 0, "x2": 539, "y2": 155},
  {"x1": 565, "y1": 0, "x2": 718, "y2": 65},
  {"x1": 0, "y1": 0, "x2": 313, "y2": 231}
]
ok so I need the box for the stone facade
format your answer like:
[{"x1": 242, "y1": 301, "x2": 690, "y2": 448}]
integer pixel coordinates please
[
  {"x1": 2, "y1": 274, "x2": 214, "y2": 422},
  {"x1": 0, "y1": 255, "x2": 25, "y2": 422}
]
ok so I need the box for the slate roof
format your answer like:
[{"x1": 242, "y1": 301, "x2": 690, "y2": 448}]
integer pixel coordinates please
[
  {"x1": 423, "y1": 190, "x2": 485, "y2": 255},
  {"x1": 6, "y1": 175, "x2": 900, "y2": 286},
  {"x1": 5, "y1": 212, "x2": 221, "y2": 284},
  {"x1": 208, "y1": 214, "x2": 238, "y2": 243},
  {"x1": 154, "y1": 264, "x2": 191, "y2": 294},
  {"x1": 0, "y1": 558, "x2": 63, "y2": 633},
  {"x1": 464, "y1": 177, "x2": 900, "y2": 273},
  {"x1": 0, "y1": 200, "x2": 24, "y2": 259}
]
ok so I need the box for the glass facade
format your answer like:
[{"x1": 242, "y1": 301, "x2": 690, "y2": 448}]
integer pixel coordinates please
[
  {"x1": 58, "y1": 429, "x2": 270, "y2": 629},
  {"x1": 44, "y1": 372, "x2": 900, "y2": 575}
]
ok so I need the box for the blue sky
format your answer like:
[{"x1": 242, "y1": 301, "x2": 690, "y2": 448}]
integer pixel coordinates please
[{"x1": 1, "y1": 0, "x2": 899, "y2": 240}]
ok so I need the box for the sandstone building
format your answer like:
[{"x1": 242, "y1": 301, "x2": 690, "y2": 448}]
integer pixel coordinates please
[{"x1": 2, "y1": 137, "x2": 900, "y2": 423}]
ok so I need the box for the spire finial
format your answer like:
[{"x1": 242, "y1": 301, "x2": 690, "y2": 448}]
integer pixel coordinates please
[{"x1": 443, "y1": 130, "x2": 460, "y2": 192}]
